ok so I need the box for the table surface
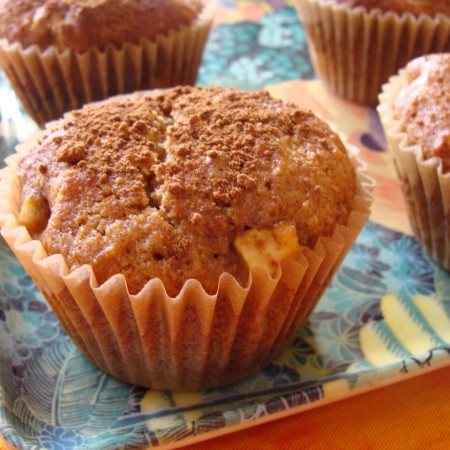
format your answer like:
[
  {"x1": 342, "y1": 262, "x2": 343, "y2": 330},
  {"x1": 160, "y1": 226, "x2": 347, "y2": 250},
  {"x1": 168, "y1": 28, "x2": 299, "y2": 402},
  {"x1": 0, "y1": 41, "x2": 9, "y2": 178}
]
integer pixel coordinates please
[
  {"x1": 1, "y1": 1, "x2": 449, "y2": 449},
  {"x1": 182, "y1": 365, "x2": 450, "y2": 450}
]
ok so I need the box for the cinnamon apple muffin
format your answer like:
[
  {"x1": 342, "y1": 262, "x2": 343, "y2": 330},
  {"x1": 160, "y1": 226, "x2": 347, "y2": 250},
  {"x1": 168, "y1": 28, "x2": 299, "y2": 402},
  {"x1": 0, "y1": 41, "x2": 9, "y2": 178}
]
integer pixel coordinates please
[
  {"x1": 294, "y1": 0, "x2": 450, "y2": 105},
  {"x1": 378, "y1": 54, "x2": 450, "y2": 271},
  {"x1": 17, "y1": 86, "x2": 358, "y2": 295},
  {"x1": 0, "y1": 0, "x2": 214, "y2": 125},
  {"x1": 0, "y1": 87, "x2": 373, "y2": 390}
]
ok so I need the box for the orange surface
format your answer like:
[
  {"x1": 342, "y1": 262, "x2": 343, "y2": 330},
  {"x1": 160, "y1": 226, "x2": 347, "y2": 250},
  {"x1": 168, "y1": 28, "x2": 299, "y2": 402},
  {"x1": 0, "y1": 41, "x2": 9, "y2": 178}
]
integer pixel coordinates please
[
  {"x1": 184, "y1": 365, "x2": 450, "y2": 449},
  {"x1": 1, "y1": 367, "x2": 448, "y2": 450}
]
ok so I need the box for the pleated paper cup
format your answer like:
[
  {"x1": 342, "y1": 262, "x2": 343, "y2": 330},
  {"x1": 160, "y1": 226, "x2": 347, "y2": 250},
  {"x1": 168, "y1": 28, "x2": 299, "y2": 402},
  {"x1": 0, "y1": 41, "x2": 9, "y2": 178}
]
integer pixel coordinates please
[
  {"x1": 294, "y1": 0, "x2": 450, "y2": 105},
  {"x1": 378, "y1": 71, "x2": 450, "y2": 270},
  {"x1": 0, "y1": 124, "x2": 373, "y2": 391},
  {"x1": 0, "y1": 1, "x2": 214, "y2": 127}
]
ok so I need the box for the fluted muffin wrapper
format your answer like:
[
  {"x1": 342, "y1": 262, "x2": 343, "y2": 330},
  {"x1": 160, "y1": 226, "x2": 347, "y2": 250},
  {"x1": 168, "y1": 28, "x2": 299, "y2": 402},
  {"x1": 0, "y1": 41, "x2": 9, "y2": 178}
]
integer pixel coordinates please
[
  {"x1": 294, "y1": 0, "x2": 450, "y2": 105},
  {"x1": 0, "y1": 1, "x2": 214, "y2": 126},
  {"x1": 378, "y1": 71, "x2": 450, "y2": 270},
  {"x1": 0, "y1": 129, "x2": 373, "y2": 390}
]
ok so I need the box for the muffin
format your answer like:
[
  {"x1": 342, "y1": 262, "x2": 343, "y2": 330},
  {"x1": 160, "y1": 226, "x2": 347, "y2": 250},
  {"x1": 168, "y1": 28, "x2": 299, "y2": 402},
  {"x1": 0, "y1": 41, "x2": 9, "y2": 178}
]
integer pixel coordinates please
[
  {"x1": 294, "y1": 0, "x2": 450, "y2": 105},
  {"x1": 378, "y1": 54, "x2": 450, "y2": 270},
  {"x1": 0, "y1": 86, "x2": 373, "y2": 390},
  {"x1": 0, "y1": 0, "x2": 214, "y2": 126}
]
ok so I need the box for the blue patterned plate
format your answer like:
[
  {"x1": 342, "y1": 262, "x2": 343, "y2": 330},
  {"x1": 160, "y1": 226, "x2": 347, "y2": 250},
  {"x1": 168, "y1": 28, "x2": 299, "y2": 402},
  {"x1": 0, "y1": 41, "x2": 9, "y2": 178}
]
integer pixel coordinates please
[{"x1": 1, "y1": 219, "x2": 449, "y2": 449}]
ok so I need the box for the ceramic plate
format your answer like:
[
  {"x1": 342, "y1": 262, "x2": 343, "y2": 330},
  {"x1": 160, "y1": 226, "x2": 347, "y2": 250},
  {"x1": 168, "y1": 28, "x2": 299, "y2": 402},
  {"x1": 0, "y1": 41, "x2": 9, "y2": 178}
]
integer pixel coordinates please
[{"x1": 2, "y1": 205, "x2": 450, "y2": 449}]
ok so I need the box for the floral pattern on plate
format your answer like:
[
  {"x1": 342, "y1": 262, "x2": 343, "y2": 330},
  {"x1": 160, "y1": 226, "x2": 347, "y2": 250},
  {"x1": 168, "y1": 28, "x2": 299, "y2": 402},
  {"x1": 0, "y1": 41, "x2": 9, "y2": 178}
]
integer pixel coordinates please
[
  {"x1": 198, "y1": 7, "x2": 314, "y2": 90},
  {"x1": 1, "y1": 220, "x2": 449, "y2": 449}
]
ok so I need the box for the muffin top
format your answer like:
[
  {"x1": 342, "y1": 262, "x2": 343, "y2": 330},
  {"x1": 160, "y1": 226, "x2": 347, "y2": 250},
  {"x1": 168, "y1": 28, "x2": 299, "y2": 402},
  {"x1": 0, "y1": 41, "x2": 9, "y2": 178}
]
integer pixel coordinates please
[
  {"x1": 17, "y1": 86, "x2": 356, "y2": 296},
  {"x1": 393, "y1": 54, "x2": 450, "y2": 174},
  {"x1": 334, "y1": 0, "x2": 450, "y2": 16},
  {"x1": 0, "y1": 0, "x2": 205, "y2": 53}
]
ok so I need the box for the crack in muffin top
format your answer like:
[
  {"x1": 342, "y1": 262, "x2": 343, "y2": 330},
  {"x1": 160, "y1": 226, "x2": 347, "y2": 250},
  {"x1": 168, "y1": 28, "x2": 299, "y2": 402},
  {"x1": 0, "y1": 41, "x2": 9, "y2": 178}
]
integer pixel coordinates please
[
  {"x1": 0, "y1": 0, "x2": 205, "y2": 52},
  {"x1": 18, "y1": 86, "x2": 357, "y2": 296}
]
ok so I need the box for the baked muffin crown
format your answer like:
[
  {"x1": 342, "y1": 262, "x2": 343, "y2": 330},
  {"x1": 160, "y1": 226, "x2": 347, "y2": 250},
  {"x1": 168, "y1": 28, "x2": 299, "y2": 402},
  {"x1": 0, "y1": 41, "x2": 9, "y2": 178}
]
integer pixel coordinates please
[
  {"x1": 334, "y1": 0, "x2": 450, "y2": 16},
  {"x1": 18, "y1": 86, "x2": 357, "y2": 295},
  {"x1": 0, "y1": 0, "x2": 205, "y2": 52},
  {"x1": 393, "y1": 53, "x2": 450, "y2": 173}
]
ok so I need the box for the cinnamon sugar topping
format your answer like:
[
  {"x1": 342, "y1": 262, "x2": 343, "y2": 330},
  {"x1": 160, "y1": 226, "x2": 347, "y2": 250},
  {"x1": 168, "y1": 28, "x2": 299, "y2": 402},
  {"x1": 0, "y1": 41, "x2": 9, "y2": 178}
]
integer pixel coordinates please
[
  {"x1": 18, "y1": 86, "x2": 356, "y2": 296},
  {"x1": 56, "y1": 141, "x2": 87, "y2": 163}
]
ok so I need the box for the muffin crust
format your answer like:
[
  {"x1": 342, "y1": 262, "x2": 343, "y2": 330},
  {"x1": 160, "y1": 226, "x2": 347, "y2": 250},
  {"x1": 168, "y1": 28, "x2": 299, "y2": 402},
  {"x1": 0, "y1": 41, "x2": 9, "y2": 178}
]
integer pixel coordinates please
[
  {"x1": 18, "y1": 87, "x2": 356, "y2": 296},
  {"x1": 393, "y1": 54, "x2": 450, "y2": 174},
  {"x1": 0, "y1": 0, "x2": 204, "y2": 52},
  {"x1": 334, "y1": 0, "x2": 450, "y2": 16}
]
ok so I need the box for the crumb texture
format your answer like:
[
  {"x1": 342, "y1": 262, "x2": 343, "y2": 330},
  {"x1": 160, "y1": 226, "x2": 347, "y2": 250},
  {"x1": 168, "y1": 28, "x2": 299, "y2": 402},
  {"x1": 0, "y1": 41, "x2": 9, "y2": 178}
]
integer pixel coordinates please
[
  {"x1": 394, "y1": 53, "x2": 450, "y2": 173},
  {"x1": 335, "y1": 0, "x2": 450, "y2": 16},
  {"x1": 18, "y1": 86, "x2": 356, "y2": 295},
  {"x1": 0, "y1": 0, "x2": 204, "y2": 52}
]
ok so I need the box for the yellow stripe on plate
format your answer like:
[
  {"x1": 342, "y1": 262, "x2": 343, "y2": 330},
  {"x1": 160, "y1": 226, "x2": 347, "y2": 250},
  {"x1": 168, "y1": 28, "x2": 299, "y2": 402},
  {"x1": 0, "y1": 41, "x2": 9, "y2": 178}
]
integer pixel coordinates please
[
  {"x1": 322, "y1": 378, "x2": 351, "y2": 399},
  {"x1": 359, "y1": 322, "x2": 404, "y2": 367},
  {"x1": 381, "y1": 294, "x2": 437, "y2": 355},
  {"x1": 413, "y1": 295, "x2": 450, "y2": 344}
]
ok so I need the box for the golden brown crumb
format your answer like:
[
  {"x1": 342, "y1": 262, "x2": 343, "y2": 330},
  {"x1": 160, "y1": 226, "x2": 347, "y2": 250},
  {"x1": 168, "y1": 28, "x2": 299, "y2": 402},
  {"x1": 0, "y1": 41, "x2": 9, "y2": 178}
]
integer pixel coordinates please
[
  {"x1": 18, "y1": 86, "x2": 356, "y2": 296},
  {"x1": 394, "y1": 54, "x2": 450, "y2": 173},
  {"x1": 0, "y1": 0, "x2": 204, "y2": 52}
]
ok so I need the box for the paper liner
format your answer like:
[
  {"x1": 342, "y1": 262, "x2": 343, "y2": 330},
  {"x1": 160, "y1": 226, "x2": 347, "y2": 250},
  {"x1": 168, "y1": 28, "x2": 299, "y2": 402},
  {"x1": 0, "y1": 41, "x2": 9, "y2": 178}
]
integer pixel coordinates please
[
  {"x1": 294, "y1": 0, "x2": 450, "y2": 105},
  {"x1": 0, "y1": 128, "x2": 373, "y2": 391},
  {"x1": 378, "y1": 70, "x2": 450, "y2": 270},
  {"x1": 0, "y1": 1, "x2": 214, "y2": 126}
]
